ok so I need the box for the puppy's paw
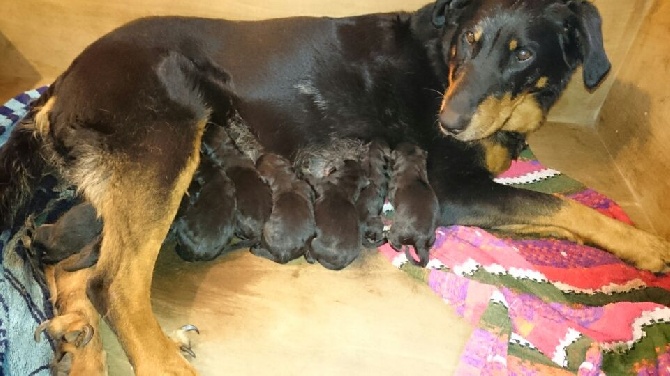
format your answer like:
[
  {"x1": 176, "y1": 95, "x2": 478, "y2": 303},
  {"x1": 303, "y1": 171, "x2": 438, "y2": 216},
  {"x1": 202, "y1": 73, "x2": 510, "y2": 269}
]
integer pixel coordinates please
[
  {"x1": 168, "y1": 324, "x2": 200, "y2": 359},
  {"x1": 404, "y1": 246, "x2": 429, "y2": 267},
  {"x1": 362, "y1": 218, "x2": 385, "y2": 248},
  {"x1": 35, "y1": 313, "x2": 94, "y2": 348}
]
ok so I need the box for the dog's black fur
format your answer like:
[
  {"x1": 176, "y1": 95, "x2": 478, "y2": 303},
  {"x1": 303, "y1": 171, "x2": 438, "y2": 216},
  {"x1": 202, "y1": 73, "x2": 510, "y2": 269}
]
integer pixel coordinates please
[
  {"x1": 306, "y1": 159, "x2": 368, "y2": 270},
  {"x1": 3, "y1": 1, "x2": 668, "y2": 373},
  {"x1": 356, "y1": 139, "x2": 392, "y2": 248},
  {"x1": 388, "y1": 142, "x2": 440, "y2": 266},
  {"x1": 252, "y1": 153, "x2": 316, "y2": 264}
]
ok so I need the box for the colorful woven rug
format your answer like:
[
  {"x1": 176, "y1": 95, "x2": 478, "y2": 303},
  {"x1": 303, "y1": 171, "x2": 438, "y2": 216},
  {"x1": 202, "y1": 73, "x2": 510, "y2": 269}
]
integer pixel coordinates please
[
  {"x1": 380, "y1": 155, "x2": 670, "y2": 375},
  {"x1": 1, "y1": 88, "x2": 669, "y2": 375}
]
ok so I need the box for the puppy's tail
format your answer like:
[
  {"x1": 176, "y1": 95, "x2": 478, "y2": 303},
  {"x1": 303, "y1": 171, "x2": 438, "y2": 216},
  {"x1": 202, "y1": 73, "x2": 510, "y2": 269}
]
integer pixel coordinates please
[{"x1": 0, "y1": 90, "x2": 53, "y2": 229}]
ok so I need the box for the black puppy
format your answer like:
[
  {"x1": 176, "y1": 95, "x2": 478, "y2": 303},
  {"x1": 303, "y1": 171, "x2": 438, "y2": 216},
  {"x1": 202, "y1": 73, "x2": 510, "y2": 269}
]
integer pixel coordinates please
[
  {"x1": 307, "y1": 160, "x2": 368, "y2": 270},
  {"x1": 31, "y1": 202, "x2": 102, "y2": 271},
  {"x1": 356, "y1": 139, "x2": 392, "y2": 248},
  {"x1": 388, "y1": 142, "x2": 439, "y2": 267},
  {"x1": 252, "y1": 153, "x2": 315, "y2": 264},
  {"x1": 173, "y1": 156, "x2": 238, "y2": 262}
]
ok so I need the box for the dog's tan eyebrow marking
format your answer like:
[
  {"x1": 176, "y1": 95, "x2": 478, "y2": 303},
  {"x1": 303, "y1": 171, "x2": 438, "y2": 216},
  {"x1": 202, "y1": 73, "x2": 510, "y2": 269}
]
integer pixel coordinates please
[
  {"x1": 535, "y1": 76, "x2": 548, "y2": 88},
  {"x1": 509, "y1": 39, "x2": 518, "y2": 51}
]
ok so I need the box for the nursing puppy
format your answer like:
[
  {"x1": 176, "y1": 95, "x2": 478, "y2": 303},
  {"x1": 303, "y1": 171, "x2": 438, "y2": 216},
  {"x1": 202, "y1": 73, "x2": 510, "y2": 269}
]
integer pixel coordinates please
[
  {"x1": 307, "y1": 160, "x2": 368, "y2": 270},
  {"x1": 388, "y1": 142, "x2": 439, "y2": 267},
  {"x1": 173, "y1": 155, "x2": 238, "y2": 261},
  {"x1": 252, "y1": 153, "x2": 315, "y2": 264},
  {"x1": 356, "y1": 139, "x2": 392, "y2": 248},
  {"x1": 201, "y1": 124, "x2": 272, "y2": 246},
  {"x1": 32, "y1": 202, "x2": 102, "y2": 271}
]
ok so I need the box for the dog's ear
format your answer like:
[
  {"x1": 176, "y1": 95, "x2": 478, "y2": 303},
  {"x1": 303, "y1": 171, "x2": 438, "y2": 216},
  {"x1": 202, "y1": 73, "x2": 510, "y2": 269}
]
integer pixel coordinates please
[
  {"x1": 432, "y1": 0, "x2": 471, "y2": 28},
  {"x1": 568, "y1": 0, "x2": 611, "y2": 90}
]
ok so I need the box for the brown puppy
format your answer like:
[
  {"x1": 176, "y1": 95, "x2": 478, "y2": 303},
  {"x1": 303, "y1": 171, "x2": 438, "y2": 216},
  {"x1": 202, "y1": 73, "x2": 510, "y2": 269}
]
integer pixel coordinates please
[
  {"x1": 307, "y1": 160, "x2": 368, "y2": 270},
  {"x1": 173, "y1": 156, "x2": 238, "y2": 261},
  {"x1": 201, "y1": 124, "x2": 272, "y2": 246},
  {"x1": 388, "y1": 142, "x2": 439, "y2": 267},
  {"x1": 31, "y1": 202, "x2": 102, "y2": 270},
  {"x1": 253, "y1": 153, "x2": 316, "y2": 263},
  {"x1": 356, "y1": 139, "x2": 392, "y2": 248}
]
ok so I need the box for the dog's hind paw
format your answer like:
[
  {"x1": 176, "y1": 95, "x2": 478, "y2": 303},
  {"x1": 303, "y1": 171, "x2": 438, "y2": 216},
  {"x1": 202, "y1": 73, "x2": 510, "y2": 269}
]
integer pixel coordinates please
[
  {"x1": 35, "y1": 313, "x2": 94, "y2": 348},
  {"x1": 629, "y1": 235, "x2": 670, "y2": 273},
  {"x1": 50, "y1": 351, "x2": 73, "y2": 376},
  {"x1": 169, "y1": 324, "x2": 200, "y2": 359}
]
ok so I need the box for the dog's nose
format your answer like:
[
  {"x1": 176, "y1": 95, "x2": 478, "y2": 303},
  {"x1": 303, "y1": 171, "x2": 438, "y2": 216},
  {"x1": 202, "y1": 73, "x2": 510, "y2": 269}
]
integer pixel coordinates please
[{"x1": 439, "y1": 107, "x2": 469, "y2": 135}]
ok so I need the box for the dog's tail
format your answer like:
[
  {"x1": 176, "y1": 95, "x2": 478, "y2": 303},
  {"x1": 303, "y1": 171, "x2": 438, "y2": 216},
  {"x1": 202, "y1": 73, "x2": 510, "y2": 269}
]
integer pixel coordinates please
[{"x1": 0, "y1": 89, "x2": 53, "y2": 229}]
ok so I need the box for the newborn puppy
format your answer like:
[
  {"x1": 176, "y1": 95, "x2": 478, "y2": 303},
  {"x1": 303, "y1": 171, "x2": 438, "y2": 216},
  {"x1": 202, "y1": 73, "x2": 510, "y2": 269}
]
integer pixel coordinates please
[
  {"x1": 356, "y1": 139, "x2": 391, "y2": 248},
  {"x1": 173, "y1": 157, "x2": 237, "y2": 261},
  {"x1": 201, "y1": 124, "x2": 272, "y2": 245},
  {"x1": 307, "y1": 160, "x2": 368, "y2": 270},
  {"x1": 31, "y1": 202, "x2": 102, "y2": 272},
  {"x1": 387, "y1": 142, "x2": 439, "y2": 267},
  {"x1": 252, "y1": 153, "x2": 315, "y2": 264}
]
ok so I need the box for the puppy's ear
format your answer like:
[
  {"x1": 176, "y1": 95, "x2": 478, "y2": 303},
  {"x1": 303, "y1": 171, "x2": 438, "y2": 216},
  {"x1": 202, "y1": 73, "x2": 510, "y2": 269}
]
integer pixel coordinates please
[
  {"x1": 568, "y1": 0, "x2": 611, "y2": 90},
  {"x1": 432, "y1": 0, "x2": 471, "y2": 28}
]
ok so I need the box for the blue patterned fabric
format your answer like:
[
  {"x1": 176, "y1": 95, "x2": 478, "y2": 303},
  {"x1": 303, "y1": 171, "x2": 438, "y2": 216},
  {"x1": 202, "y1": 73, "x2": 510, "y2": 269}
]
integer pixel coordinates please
[{"x1": 0, "y1": 86, "x2": 57, "y2": 376}]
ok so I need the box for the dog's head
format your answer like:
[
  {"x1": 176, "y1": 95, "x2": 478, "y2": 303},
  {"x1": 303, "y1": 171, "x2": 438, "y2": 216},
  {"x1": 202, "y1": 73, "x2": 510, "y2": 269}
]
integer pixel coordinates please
[{"x1": 431, "y1": 0, "x2": 610, "y2": 141}]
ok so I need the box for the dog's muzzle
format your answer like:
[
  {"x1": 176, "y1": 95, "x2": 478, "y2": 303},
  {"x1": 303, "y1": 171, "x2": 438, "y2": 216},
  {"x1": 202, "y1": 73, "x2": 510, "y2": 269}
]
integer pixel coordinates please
[{"x1": 438, "y1": 104, "x2": 471, "y2": 135}]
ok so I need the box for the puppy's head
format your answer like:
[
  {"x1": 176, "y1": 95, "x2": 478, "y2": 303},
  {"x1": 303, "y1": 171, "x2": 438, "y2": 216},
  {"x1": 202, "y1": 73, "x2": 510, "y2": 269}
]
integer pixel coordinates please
[
  {"x1": 334, "y1": 160, "x2": 369, "y2": 201},
  {"x1": 432, "y1": 0, "x2": 610, "y2": 141},
  {"x1": 391, "y1": 142, "x2": 429, "y2": 172}
]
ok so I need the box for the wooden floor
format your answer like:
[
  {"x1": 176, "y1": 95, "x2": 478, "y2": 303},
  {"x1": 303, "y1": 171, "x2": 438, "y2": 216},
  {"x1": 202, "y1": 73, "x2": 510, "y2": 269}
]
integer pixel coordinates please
[{"x1": 101, "y1": 246, "x2": 473, "y2": 375}]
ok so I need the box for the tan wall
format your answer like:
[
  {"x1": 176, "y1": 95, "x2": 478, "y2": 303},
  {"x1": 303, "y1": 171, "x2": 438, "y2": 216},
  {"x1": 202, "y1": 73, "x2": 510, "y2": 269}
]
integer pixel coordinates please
[
  {"x1": 0, "y1": 0, "x2": 651, "y2": 126},
  {"x1": 597, "y1": 0, "x2": 670, "y2": 238},
  {"x1": 549, "y1": 0, "x2": 652, "y2": 125}
]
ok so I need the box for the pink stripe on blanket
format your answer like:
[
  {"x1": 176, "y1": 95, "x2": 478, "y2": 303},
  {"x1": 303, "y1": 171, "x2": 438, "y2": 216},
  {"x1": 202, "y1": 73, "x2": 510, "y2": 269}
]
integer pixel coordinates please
[
  {"x1": 496, "y1": 159, "x2": 546, "y2": 179},
  {"x1": 503, "y1": 290, "x2": 667, "y2": 357}
]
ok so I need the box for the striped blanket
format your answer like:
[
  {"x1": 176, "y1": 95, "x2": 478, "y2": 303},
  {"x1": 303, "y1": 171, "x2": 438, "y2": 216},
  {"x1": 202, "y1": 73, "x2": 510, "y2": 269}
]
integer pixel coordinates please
[
  {"x1": 1, "y1": 88, "x2": 669, "y2": 375},
  {"x1": 381, "y1": 155, "x2": 670, "y2": 375}
]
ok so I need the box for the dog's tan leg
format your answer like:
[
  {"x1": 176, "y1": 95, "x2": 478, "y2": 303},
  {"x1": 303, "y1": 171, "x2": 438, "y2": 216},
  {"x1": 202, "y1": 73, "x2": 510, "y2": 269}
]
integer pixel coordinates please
[
  {"x1": 85, "y1": 121, "x2": 206, "y2": 375},
  {"x1": 38, "y1": 264, "x2": 107, "y2": 375},
  {"x1": 545, "y1": 199, "x2": 670, "y2": 271},
  {"x1": 495, "y1": 198, "x2": 670, "y2": 271},
  {"x1": 492, "y1": 224, "x2": 585, "y2": 244},
  {"x1": 435, "y1": 174, "x2": 670, "y2": 272}
]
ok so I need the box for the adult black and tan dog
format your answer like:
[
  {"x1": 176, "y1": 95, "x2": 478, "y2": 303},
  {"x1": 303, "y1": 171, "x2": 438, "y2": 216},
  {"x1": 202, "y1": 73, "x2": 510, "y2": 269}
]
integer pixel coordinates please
[{"x1": 1, "y1": 0, "x2": 669, "y2": 374}]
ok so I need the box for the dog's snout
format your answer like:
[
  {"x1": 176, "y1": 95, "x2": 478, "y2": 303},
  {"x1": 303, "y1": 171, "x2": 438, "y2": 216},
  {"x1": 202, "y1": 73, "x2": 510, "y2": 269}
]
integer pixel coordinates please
[{"x1": 439, "y1": 106, "x2": 470, "y2": 135}]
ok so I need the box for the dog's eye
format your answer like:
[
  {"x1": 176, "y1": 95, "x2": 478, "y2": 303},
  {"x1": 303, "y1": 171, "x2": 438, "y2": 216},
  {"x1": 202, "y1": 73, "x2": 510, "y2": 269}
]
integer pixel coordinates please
[
  {"x1": 465, "y1": 31, "x2": 476, "y2": 44},
  {"x1": 515, "y1": 48, "x2": 533, "y2": 62}
]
